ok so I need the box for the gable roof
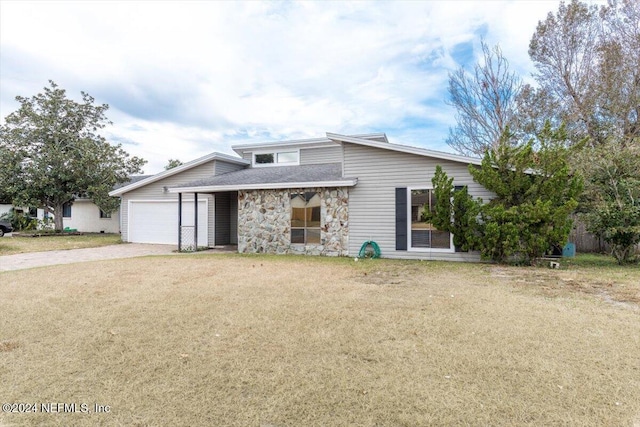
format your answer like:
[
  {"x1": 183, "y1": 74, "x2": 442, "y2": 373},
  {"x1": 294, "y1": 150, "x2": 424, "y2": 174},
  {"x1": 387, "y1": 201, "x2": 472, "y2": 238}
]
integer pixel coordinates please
[
  {"x1": 112, "y1": 175, "x2": 153, "y2": 191},
  {"x1": 326, "y1": 133, "x2": 483, "y2": 166},
  {"x1": 109, "y1": 152, "x2": 249, "y2": 196},
  {"x1": 168, "y1": 163, "x2": 357, "y2": 193},
  {"x1": 231, "y1": 133, "x2": 388, "y2": 156},
  {"x1": 109, "y1": 132, "x2": 481, "y2": 196}
]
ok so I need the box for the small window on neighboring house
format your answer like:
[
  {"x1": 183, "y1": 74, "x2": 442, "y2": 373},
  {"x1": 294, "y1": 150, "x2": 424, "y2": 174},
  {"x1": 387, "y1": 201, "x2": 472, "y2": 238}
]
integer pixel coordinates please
[
  {"x1": 291, "y1": 192, "x2": 321, "y2": 244},
  {"x1": 100, "y1": 210, "x2": 111, "y2": 219},
  {"x1": 63, "y1": 203, "x2": 72, "y2": 218}
]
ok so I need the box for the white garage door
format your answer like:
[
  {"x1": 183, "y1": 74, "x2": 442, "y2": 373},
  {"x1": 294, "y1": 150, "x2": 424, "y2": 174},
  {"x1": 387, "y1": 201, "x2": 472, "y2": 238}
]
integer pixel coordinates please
[{"x1": 128, "y1": 200, "x2": 208, "y2": 245}]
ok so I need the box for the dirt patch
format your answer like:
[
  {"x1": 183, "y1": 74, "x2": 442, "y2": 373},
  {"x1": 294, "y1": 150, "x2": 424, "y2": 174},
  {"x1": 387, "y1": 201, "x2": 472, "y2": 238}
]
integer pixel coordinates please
[
  {"x1": 0, "y1": 341, "x2": 20, "y2": 352},
  {"x1": 490, "y1": 266, "x2": 640, "y2": 310}
]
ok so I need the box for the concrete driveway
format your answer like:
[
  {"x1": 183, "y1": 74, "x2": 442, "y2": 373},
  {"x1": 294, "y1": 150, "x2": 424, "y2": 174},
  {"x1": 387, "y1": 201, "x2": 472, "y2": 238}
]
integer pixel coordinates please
[{"x1": 0, "y1": 243, "x2": 177, "y2": 272}]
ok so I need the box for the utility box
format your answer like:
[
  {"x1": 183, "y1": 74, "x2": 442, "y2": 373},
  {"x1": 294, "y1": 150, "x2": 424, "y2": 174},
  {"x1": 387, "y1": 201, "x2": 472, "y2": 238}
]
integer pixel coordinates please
[{"x1": 562, "y1": 242, "x2": 576, "y2": 257}]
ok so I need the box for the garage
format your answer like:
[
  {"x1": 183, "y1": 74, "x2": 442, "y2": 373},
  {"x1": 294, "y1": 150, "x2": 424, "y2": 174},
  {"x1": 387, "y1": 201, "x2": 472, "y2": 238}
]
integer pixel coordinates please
[{"x1": 128, "y1": 200, "x2": 208, "y2": 245}]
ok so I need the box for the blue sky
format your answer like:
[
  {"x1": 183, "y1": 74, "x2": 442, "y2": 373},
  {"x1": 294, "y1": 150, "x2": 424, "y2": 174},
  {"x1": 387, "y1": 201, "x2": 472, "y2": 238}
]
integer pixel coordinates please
[{"x1": 0, "y1": 1, "x2": 602, "y2": 173}]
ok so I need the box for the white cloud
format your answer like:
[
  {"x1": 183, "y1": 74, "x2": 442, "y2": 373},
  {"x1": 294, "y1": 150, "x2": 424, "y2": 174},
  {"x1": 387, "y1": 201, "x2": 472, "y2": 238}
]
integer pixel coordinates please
[{"x1": 1, "y1": 0, "x2": 588, "y2": 172}]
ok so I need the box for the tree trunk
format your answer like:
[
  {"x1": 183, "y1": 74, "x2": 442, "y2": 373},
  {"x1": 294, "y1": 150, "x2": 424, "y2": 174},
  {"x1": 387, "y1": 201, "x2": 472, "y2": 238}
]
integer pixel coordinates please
[{"x1": 53, "y1": 203, "x2": 64, "y2": 232}]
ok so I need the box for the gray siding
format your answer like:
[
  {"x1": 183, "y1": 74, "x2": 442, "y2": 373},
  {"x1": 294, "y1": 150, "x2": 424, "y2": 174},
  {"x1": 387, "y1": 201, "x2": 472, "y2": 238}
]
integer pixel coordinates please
[
  {"x1": 215, "y1": 160, "x2": 247, "y2": 175},
  {"x1": 300, "y1": 146, "x2": 342, "y2": 165},
  {"x1": 230, "y1": 192, "x2": 238, "y2": 244},
  {"x1": 242, "y1": 152, "x2": 252, "y2": 162},
  {"x1": 343, "y1": 143, "x2": 494, "y2": 261},
  {"x1": 120, "y1": 161, "x2": 216, "y2": 244}
]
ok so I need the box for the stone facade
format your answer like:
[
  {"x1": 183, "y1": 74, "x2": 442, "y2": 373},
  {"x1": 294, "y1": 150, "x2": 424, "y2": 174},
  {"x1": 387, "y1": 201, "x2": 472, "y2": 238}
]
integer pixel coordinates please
[{"x1": 237, "y1": 187, "x2": 349, "y2": 256}]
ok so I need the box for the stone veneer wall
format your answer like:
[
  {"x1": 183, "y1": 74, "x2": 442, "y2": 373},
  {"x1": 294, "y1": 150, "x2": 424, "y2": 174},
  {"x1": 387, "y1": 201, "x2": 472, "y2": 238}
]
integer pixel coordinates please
[{"x1": 237, "y1": 187, "x2": 349, "y2": 256}]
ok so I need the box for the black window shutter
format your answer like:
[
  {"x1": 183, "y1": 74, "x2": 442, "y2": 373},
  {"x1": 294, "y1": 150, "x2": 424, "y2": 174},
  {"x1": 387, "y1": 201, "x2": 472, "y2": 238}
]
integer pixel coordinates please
[
  {"x1": 453, "y1": 185, "x2": 467, "y2": 252},
  {"x1": 395, "y1": 188, "x2": 407, "y2": 251}
]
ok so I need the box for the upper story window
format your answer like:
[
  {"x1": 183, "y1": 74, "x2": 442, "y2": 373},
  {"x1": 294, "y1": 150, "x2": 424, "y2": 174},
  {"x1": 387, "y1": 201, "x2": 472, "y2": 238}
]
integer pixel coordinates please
[{"x1": 253, "y1": 150, "x2": 299, "y2": 167}]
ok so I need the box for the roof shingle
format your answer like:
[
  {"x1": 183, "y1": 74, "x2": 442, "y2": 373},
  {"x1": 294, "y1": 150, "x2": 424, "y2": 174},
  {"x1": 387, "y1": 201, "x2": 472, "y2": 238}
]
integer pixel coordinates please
[{"x1": 171, "y1": 163, "x2": 353, "y2": 191}]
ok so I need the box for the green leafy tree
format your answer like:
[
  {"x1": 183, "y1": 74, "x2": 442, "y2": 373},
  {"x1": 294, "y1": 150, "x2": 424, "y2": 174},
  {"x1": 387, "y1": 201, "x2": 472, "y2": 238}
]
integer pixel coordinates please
[
  {"x1": 526, "y1": 0, "x2": 640, "y2": 260},
  {"x1": 164, "y1": 159, "x2": 183, "y2": 170},
  {"x1": 430, "y1": 123, "x2": 583, "y2": 264},
  {"x1": 579, "y1": 140, "x2": 640, "y2": 264},
  {"x1": 0, "y1": 81, "x2": 146, "y2": 231},
  {"x1": 429, "y1": 166, "x2": 478, "y2": 251}
]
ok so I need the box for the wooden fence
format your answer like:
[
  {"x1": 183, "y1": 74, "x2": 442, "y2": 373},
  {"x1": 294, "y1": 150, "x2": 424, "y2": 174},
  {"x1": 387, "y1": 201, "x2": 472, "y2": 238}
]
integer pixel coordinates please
[{"x1": 569, "y1": 218, "x2": 640, "y2": 254}]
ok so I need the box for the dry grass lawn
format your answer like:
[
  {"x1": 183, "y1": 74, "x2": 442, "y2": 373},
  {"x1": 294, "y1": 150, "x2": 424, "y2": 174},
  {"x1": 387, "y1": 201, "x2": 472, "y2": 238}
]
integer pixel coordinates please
[
  {"x1": 0, "y1": 233, "x2": 122, "y2": 255},
  {"x1": 0, "y1": 255, "x2": 639, "y2": 426}
]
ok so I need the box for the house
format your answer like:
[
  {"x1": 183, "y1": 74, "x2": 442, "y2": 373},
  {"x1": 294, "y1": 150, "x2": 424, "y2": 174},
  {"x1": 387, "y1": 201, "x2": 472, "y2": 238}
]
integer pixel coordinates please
[
  {"x1": 48, "y1": 176, "x2": 154, "y2": 233},
  {"x1": 110, "y1": 133, "x2": 492, "y2": 261},
  {"x1": 0, "y1": 177, "x2": 151, "y2": 234}
]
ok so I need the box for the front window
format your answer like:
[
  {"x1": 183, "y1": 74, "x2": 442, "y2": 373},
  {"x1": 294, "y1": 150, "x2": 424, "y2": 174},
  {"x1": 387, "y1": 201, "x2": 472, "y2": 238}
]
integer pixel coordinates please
[
  {"x1": 410, "y1": 189, "x2": 450, "y2": 249},
  {"x1": 291, "y1": 192, "x2": 321, "y2": 244},
  {"x1": 99, "y1": 210, "x2": 111, "y2": 219}
]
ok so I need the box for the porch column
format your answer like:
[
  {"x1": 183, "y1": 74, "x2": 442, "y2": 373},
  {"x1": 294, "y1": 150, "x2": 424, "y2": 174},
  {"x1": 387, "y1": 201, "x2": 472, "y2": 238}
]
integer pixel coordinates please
[
  {"x1": 178, "y1": 192, "x2": 182, "y2": 251},
  {"x1": 194, "y1": 192, "x2": 198, "y2": 250}
]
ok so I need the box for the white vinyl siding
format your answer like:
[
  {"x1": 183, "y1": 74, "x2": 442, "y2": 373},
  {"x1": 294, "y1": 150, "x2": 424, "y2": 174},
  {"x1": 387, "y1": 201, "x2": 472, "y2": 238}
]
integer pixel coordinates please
[{"x1": 343, "y1": 142, "x2": 494, "y2": 261}]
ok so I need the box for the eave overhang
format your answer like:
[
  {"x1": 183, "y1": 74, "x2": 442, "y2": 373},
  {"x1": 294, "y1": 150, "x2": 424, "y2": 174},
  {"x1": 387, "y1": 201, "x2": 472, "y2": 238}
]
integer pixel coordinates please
[{"x1": 168, "y1": 178, "x2": 358, "y2": 193}]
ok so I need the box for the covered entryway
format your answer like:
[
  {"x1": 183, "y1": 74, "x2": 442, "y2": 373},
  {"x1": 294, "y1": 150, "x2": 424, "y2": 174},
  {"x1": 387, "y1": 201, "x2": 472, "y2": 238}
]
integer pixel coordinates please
[
  {"x1": 214, "y1": 191, "x2": 238, "y2": 246},
  {"x1": 128, "y1": 200, "x2": 208, "y2": 245}
]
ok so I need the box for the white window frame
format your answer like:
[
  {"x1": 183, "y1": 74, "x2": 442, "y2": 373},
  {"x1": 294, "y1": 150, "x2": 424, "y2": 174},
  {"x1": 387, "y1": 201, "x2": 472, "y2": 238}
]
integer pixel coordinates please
[
  {"x1": 407, "y1": 187, "x2": 454, "y2": 253},
  {"x1": 252, "y1": 149, "x2": 300, "y2": 167}
]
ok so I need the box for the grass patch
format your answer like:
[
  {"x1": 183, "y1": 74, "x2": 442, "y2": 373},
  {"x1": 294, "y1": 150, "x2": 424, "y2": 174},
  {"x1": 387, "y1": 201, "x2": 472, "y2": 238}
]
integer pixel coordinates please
[
  {"x1": 564, "y1": 252, "x2": 638, "y2": 269},
  {"x1": 0, "y1": 233, "x2": 121, "y2": 255},
  {"x1": 0, "y1": 255, "x2": 639, "y2": 426}
]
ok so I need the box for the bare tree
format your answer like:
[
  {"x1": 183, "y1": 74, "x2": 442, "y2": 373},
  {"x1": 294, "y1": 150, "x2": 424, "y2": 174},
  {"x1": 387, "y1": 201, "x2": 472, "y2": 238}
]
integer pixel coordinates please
[
  {"x1": 528, "y1": 0, "x2": 640, "y2": 146},
  {"x1": 446, "y1": 41, "x2": 523, "y2": 156},
  {"x1": 597, "y1": 0, "x2": 640, "y2": 146}
]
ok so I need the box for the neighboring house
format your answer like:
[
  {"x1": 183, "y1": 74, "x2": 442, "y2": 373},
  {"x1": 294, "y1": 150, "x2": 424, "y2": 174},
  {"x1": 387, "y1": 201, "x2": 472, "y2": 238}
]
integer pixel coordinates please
[
  {"x1": 50, "y1": 176, "x2": 153, "y2": 233},
  {"x1": 0, "y1": 177, "x2": 151, "y2": 234},
  {"x1": 42, "y1": 199, "x2": 120, "y2": 233},
  {"x1": 110, "y1": 133, "x2": 492, "y2": 261}
]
